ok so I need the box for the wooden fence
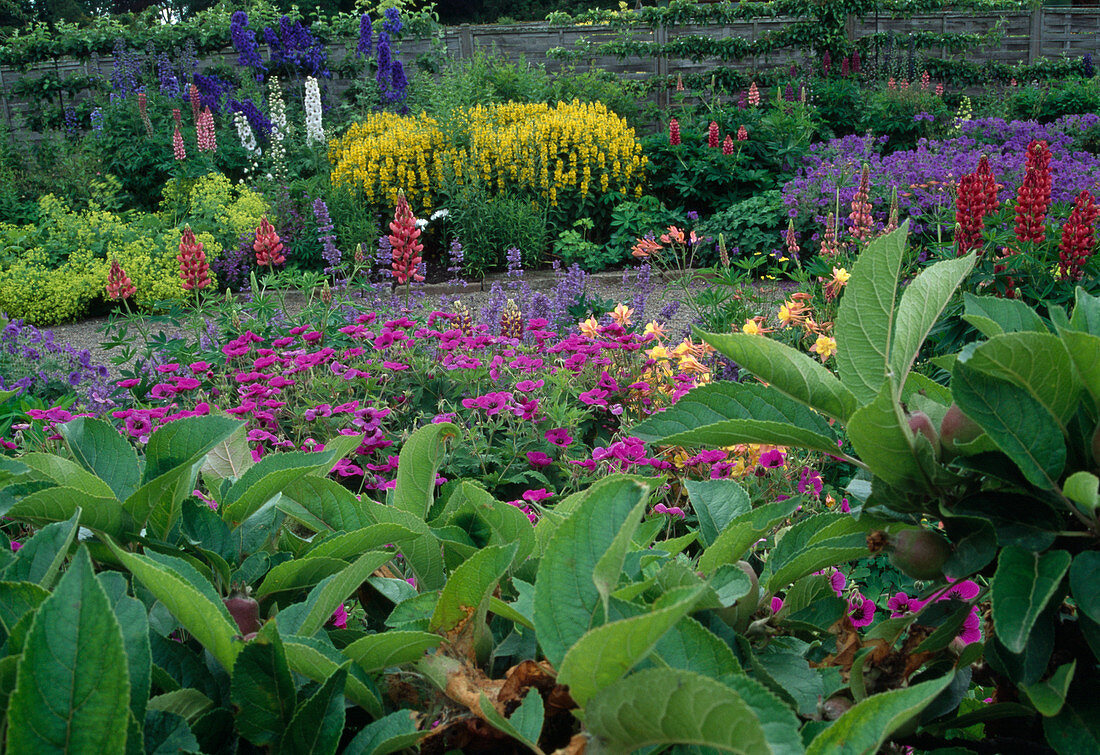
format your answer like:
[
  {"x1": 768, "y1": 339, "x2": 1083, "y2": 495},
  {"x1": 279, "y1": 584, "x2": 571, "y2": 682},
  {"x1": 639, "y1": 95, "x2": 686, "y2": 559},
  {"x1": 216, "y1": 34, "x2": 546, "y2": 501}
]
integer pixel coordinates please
[{"x1": 1, "y1": 8, "x2": 1097, "y2": 142}]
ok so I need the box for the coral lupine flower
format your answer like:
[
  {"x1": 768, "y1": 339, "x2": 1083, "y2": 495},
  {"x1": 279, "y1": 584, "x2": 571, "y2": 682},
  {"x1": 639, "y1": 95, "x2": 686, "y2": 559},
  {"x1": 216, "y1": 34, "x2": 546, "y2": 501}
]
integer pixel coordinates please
[
  {"x1": 747, "y1": 82, "x2": 760, "y2": 107},
  {"x1": 722, "y1": 134, "x2": 734, "y2": 154},
  {"x1": 172, "y1": 125, "x2": 186, "y2": 161},
  {"x1": 137, "y1": 91, "x2": 153, "y2": 137},
  {"x1": 253, "y1": 217, "x2": 286, "y2": 267},
  {"x1": 1058, "y1": 189, "x2": 1098, "y2": 281},
  {"x1": 785, "y1": 220, "x2": 800, "y2": 258},
  {"x1": 178, "y1": 226, "x2": 211, "y2": 291},
  {"x1": 848, "y1": 164, "x2": 873, "y2": 241},
  {"x1": 708, "y1": 120, "x2": 720, "y2": 148},
  {"x1": 106, "y1": 258, "x2": 135, "y2": 301},
  {"x1": 172, "y1": 107, "x2": 182, "y2": 129},
  {"x1": 820, "y1": 211, "x2": 839, "y2": 257},
  {"x1": 736, "y1": 124, "x2": 748, "y2": 141},
  {"x1": 669, "y1": 117, "x2": 681, "y2": 146},
  {"x1": 197, "y1": 107, "x2": 217, "y2": 153},
  {"x1": 632, "y1": 235, "x2": 662, "y2": 258},
  {"x1": 676, "y1": 73, "x2": 684, "y2": 91},
  {"x1": 388, "y1": 193, "x2": 425, "y2": 285},
  {"x1": 1014, "y1": 139, "x2": 1053, "y2": 245},
  {"x1": 189, "y1": 83, "x2": 201, "y2": 122}
]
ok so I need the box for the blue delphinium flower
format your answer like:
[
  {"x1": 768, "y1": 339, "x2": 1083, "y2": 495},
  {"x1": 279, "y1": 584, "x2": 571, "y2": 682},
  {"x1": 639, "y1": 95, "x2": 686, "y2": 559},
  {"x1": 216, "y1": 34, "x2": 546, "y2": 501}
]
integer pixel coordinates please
[
  {"x1": 357, "y1": 14, "x2": 373, "y2": 58},
  {"x1": 230, "y1": 12, "x2": 266, "y2": 76}
]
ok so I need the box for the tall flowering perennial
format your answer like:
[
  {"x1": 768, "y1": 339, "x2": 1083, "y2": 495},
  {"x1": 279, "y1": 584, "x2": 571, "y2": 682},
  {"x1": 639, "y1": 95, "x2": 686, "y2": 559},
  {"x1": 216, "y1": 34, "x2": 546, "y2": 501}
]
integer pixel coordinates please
[
  {"x1": 197, "y1": 107, "x2": 217, "y2": 153},
  {"x1": 1014, "y1": 139, "x2": 1053, "y2": 245},
  {"x1": 172, "y1": 108, "x2": 182, "y2": 129},
  {"x1": 669, "y1": 117, "x2": 681, "y2": 146},
  {"x1": 137, "y1": 92, "x2": 153, "y2": 137},
  {"x1": 975, "y1": 154, "x2": 1000, "y2": 216},
  {"x1": 953, "y1": 96, "x2": 972, "y2": 131},
  {"x1": 189, "y1": 84, "x2": 201, "y2": 123},
  {"x1": 848, "y1": 163, "x2": 873, "y2": 242},
  {"x1": 268, "y1": 77, "x2": 289, "y2": 182},
  {"x1": 708, "y1": 121, "x2": 719, "y2": 149},
  {"x1": 1058, "y1": 190, "x2": 1099, "y2": 281},
  {"x1": 955, "y1": 172, "x2": 988, "y2": 256},
  {"x1": 357, "y1": 14, "x2": 373, "y2": 57},
  {"x1": 230, "y1": 11, "x2": 266, "y2": 77},
  {"x1": 304, "y1": 76, "x2": 325, "y2": 145},
  {"x1": 172, "y1": 125, "x2": 187, "y2": 161},
  {"x1": 820, "y1": 211, "x2": 839, "y2": 257},
  {"x1": 785, "y1": 220, "x2": 800, "y2": 259},
  {"x1": 106, "y1": 258, "x2": 135, "y2": 301},
  {"x1": 178, "y1": 226, "x2": 211, "y2": 292},
  {"x1": 234, "y1": 112, "x2": 261, "y2": 159},
  {"x1": 312, "y1": 198, "x2": 341, "y2": 275},
  {"x1": 737, "y1": 125, "x2": 748, "y2": 141},
  {"x1": 254, "y1": 218, "x2": 286, "y2": 268},
  {"x1": 748, "y1": 81, "x2": 760, "y2": 107},
  {"x1": 388, "y1": 193, "x2": 424, "y2": 285},
  {"x1": 722, "y1": 134, "x2": 734, "y2": 155}
]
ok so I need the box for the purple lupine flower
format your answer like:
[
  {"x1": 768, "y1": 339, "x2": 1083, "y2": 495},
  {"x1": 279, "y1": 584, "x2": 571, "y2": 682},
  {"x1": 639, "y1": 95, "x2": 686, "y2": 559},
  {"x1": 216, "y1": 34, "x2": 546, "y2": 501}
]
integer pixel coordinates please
[{"x1": 358, "y1": 14, "x2": 373, "y2": 57}]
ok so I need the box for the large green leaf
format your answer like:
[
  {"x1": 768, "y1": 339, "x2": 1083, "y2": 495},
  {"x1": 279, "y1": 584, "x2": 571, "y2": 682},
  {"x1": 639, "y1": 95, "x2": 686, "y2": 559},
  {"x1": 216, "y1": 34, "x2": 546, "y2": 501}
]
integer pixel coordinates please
[
  {"x1": 834, "y1": 222, "x2": 908, "y2": 405},
  {"x1": 291, "y1": 550, "x2": 394, "y2": 637},
  {"x1": 806, "y1": 673, "x2": 953, "y2": 754},
  {"x1": 393, "y1": 422, "x2": 458, "y2": 519},
  {"x1": 6, "y1": 547, "x2": 130, "y2": 755},
  {"x1": 17, "y1": 453, "x2": 116, "y2": 498},
  {"x1": 198, "y1": 425, "x2": 254, "y2": 495},
  {"x1": 342, "y1": 710, "x2": 422, "y2": 755},
  {"x1": 846, "y1": 381, "x2": 931, "y2": 490},
  {"x1": 992, "y1": 546, "x2": 1071, "y2": 654},
  {"x1": 952, "y1": 360, "x2": 1066, "y2": 490},
  {"x1": 629, "y1": 381, "x2": 841, "y2": 453},
  {"x1": 221, "y1": 434, "x2": 363, "y2": 526},
  {"x1": 109, "y1": 541, "x2": 241, "y2": 671},
  {"x1": 697, "y1": 499, "x2": 800, "y2": 575},
  {"x1": 889, "y1": 252, "x2": 975, "y2": 389},
  {"x1": 684, "y1": 479, "x2": 752, "y2": 548},
  {"x1": 698, "y1": 333, "x2": 857, "y2": 421},
  {"x1": 230, "y1": 628, "x2": 297, "y2": 747},
  {"x1": 430, "y1": 542, "x2": 518, "y2": 633},
  {"x1": 359, "y1": 499, "x2": 445, "y2": 591},
  {"x1": 1070, "y1": 552, "x2": 1100, "y2": 625},
  {"x1": 0, "y1": 581, "x2": 48, "y2": 640},
  {"x1": 584, "y1": 668, "x2": 774, "y2": 753},
  {"x1": 59, "y1": 417, "x2": 141, "y2": 500},
  {"x1": 303, "y1": 524, "x2": 415, "y2": 560},
  {"x1": 1021, "y1": 660, "x2": 1076, "y2": 717},
  {"x1": 2, "y1": 510, "x2": 80, "y2": 588},
  {"x1": 1059, "y1": 331, "x2": 1100, "y2": 408},
  {"x1": 281, "y1": 637, "x2": 382, "y2": 717},
  {"x1": 278, "y1": 663, "x2": 348, "y2": 755},
  {"x1": 764, "y1": 514, "x2": 879, "y2": 592},
  {"x1": 477, "y1": 688, "x2": 544, "y2": 752},
  {"x1": 7, "y1": 486, "x2": 133, "y2": 539},
  {"x1": 557, "y1": 586, "x2": 704, "y2": 706},
  {"x1": 442, "y1": 482, "x2": 536, "y2": 569},
  {"x1": 255, "y1": 557, "x2": 349, "y2": 601},
  {"x1": 1044, "y1": 677, "x2": 1100, "y2": 754},
  {"x1": 967, "y1": 332, "x2": 1081, "y2": 423},
  {"x1": 963, "y1": 293, "x2": 1046, "y2": 336},
  {"x1": 99, "y1": 572, "x2": 152, "y2": 725},
  {"x1": 344, "y1": 630, "x2": 443, "y2": 673},
  {"x1": 278, "y1": 476, "x2": 374, "y2": 532},
  {"x1": 532, "y1": 477, "x2": 650, "y2": 668}
]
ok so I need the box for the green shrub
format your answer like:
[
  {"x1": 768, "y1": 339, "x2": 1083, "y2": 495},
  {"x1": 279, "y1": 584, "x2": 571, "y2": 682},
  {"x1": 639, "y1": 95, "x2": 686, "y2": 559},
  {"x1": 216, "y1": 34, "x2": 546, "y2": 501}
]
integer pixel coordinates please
[
  {"x1": 1006, "y1": 77, "x2": 1100, "y2": 123},
  {"x1": 446, "y1": 182, "x2": 548, "y2": 276}
]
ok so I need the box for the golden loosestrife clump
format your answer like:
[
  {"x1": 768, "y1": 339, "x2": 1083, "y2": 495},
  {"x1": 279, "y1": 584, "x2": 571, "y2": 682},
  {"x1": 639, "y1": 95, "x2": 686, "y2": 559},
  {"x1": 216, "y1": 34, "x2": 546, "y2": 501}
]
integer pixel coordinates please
[{"x1": 329, "y1": 101, "x2": 646, "y2": 212}]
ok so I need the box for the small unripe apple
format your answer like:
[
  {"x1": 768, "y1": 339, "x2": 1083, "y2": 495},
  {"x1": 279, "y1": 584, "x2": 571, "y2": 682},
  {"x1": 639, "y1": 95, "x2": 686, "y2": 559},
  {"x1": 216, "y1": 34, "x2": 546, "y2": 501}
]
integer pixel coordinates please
[
  {"x1": 940, "y1": 404, "x2": 982, "y2": 456},
  {"x1": 888, "y1": 529, "x2": 953, "y2": 581},
  {"x1": 821, "y1": 695, "x2": 853, "y2": 720},
  {"x1": 224, "y1": 589, "x2": 261, "y2": 635}
]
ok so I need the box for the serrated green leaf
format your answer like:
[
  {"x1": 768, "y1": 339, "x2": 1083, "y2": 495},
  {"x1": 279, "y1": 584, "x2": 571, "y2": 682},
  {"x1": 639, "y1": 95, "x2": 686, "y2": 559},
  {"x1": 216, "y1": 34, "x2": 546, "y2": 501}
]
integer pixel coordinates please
[
  {"x1": 101, "y1": 575, "x2": 151, "y2": 724},
  {"x1": 653, "y1": 615, "x2": 742, "y2": 678},
  {"x1": 6, "y1": 547, "x2": 130, "y2": 755},
  {"x1": 558, "y1": 585, "x2": 704, "y2": 706},
  {"x1": 443, "y1": 481, "x2": 536, "y2": 568},
  {"x1": 1021, "y1": 660, "x2": 1076, "y2": 717},
  {"x1": 230, "y1": 629, "x2": 297, "y2": 747},
  {"x1": 8, "y1": 485, "x2": 132, "y2": 538},
  {"x1": 630, "y1": 381, "x2": 842, "y2": 452},
  {"x1": 394, "y1": 422, "x2": 458, "y2": 519},
  {"x1": 1043, "y1": 677, "x2": 1100, "y2": 754},
  {"x1": 1059, "y1": 330, "x2": 1100, "y2": 407},
  {"x1": 697, "y1": 333, "x2": 857, "y2": 421},
  {"x1": 533, "y1": 477, "x2": 650, "y2": 668},
  {"x1": 360, "y1": 499, "x2": 445, "y2": 591},
  {"x1": 3, "y1": 510, "x2": 80, "y2": 588},
  {"x1": 295, "y1": 550, "x2": 394, "y2": 637},
  {"x1": 143, "y1": 710, "x2": 200, "y2": 755},
  {"x1": 1070, "y1": 552, "x2": 1100, "y2": 624},
  {"x1": 697, "y1": 499, "x2": 800, "y2": 575},
  {"x1": 585, "y1": 668, "x2": 773, "y2": 753},
  {"x1": 256, "y1": 557, "x2": 349, "y2": 600},
  {"x1": 282, "y1": 637, "x2": 382, "y2": 717},
  {"x1": 684, "y1": 479, "x2": 751, "y2": 548},
  {"x1": 109, "y1": 541, "x2": 241, "y2": 671},
  {"x1": 342, "y1": 710, "x2": 422, "y2": 755},
  {"x1": 344, "y1": 630, "x2": 443, "y2": 673},
  {"x1": 17, "y1": 452, "x2": 116, "y2": 498},
  {"x1": 806, "y1": 674, "x2": 953, "y2": 754},
  {"x1": 198, "y1": 425, "x2": 253, "y2": 493},
  {"x1": 477, "y1": 689, "x2": 544, "y2": 753},
  {"x1": 889, "y1": 252, "x2": 975, "y2": 389},
  {"x1": 304, "y1": 524, "x2": 414, "y2": 560},
  {"x1": 963, "y1": 293, "x2": 1046, "y2": 334},
  {"x1": 146, "y1": 689, "x2": 214, "y2": 724},
  {"x1": 951, "y1": 360, "x2": 1065, "y2": 490},
  {"x1": 278, "y1": 663, "x2": 347, "y2": 755},
  {"x1": 278, "y1": 476, "x2": 374, "y2": 532},
  {"x1": 847, "y1": 381, "x2": 930, "y2": 489},
  {"x1": 431, "y1": 542, "x2": 517, "y2": 633},
  {"x1": 59, "y1": 417, "x2": 141, "y2": 500},
  {"x1": 992, "y1": 546, "x2": 1071, "y2": 654},
  {"x1": 967, "y1": 332, "x2": 1081, "y2": 423},
  {"x1": 834, "y1": 222, "x2": 908, "y2": 405}
]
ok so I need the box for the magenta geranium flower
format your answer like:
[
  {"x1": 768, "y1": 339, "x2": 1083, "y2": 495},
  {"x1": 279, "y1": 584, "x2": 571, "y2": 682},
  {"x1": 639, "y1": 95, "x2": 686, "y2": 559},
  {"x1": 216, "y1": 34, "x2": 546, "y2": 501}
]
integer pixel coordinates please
[
  {"x1": 545, "y1": 428, "x2": 573, "y2": 447},
  {"x1": 848, "y1": 593, "x2": 876, "y2": 628},
  {"x1": 759, "y1": 449, "x2": 785, "y2": 468},
  {"x1": 887, "y1": 591, "x2": 925, "y2": 617},
  {"x1": 330, "y1": 604, "x2": 348, "y2": 629},
  {"x1": 956, "y1": 608, "x2": 982, "y2": 645},
  {"x1": 526, "y1": 451, "x2": 552, "y2": 467}
]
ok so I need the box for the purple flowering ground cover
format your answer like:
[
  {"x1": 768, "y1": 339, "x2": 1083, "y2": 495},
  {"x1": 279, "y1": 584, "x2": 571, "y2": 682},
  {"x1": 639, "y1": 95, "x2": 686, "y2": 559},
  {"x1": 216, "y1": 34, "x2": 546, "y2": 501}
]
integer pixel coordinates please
[{"x1": 783, "y1": 114, "x2": 1100, "y2": 237}]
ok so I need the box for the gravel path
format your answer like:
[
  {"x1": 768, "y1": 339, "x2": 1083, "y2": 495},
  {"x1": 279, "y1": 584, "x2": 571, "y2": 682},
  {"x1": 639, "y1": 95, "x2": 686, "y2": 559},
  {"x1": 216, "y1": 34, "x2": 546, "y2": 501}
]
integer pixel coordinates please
[{"x1": 45, "y1": 269, "x2": 787, "y2": 374}]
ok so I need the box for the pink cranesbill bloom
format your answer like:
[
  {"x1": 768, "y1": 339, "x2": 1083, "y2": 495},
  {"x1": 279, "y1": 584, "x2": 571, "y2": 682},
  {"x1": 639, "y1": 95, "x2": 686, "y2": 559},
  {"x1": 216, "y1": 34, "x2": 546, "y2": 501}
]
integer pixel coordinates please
[
  {"x1": 526, "y1": 451, "x2": 552, "y2": 467},
  {"x1": 848, "y1": 592, "x2": 876, "y2": 628},
  {"x1": 887, "y1": 592, "x2": 925, "y2": 617},
  {"x1": 331, "y1": 604, "x2": 348, "y2": 629},
  {"x1": 546, "y1": 428, "x2": 573, "y2": 447}
]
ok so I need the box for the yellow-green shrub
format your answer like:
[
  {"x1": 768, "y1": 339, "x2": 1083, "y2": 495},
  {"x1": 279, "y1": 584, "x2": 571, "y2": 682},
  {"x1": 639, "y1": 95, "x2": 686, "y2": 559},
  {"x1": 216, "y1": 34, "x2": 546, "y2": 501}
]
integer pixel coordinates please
[
  {"x1": 160, "y1": 172, "x2": 269, "y2": 250},
  {"x1": 328, "y1": 100, "x2": 647, "y2": 213}
]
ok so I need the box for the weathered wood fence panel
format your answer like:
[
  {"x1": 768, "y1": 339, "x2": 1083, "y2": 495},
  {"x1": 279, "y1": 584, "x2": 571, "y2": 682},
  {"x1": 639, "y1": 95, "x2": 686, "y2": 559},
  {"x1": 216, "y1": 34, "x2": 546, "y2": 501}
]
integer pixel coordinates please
[{"x1": 1, "y1": 9, "x2": 1097, "y2": 143}]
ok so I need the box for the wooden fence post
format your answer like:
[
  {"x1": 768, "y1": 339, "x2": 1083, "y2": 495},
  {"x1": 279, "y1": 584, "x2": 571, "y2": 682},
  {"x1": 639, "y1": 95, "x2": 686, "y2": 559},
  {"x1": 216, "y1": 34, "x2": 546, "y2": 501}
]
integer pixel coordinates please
[{"x1": 1029, "y1": 7, "x2": 1043, "y2": 64}]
